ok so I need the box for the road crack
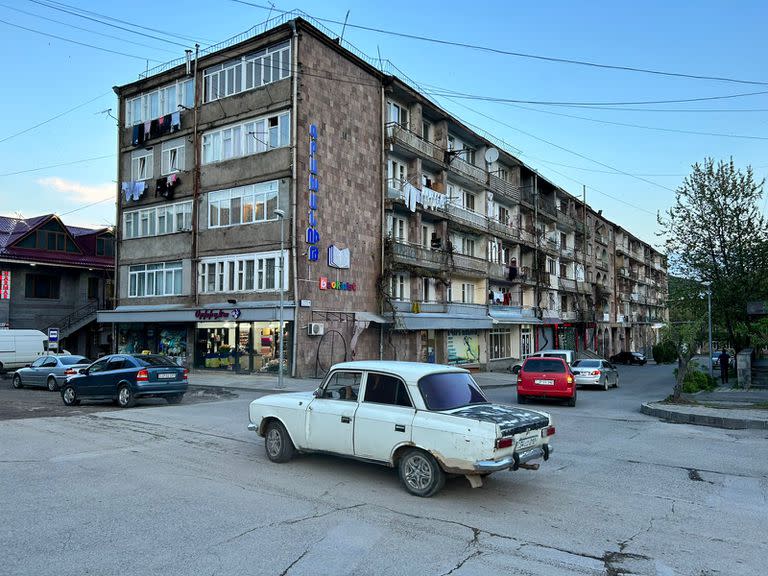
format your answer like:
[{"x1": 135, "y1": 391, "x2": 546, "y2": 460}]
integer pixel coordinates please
[{"x1": 278, "y1": 548, "x2": 310, "y2": 576}]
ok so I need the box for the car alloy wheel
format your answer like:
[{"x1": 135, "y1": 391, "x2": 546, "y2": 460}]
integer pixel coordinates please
[
  {"x1": 398, "y1": 449, "x2": 445, "y2": 497},
  {"x1": 264, "y1": 421, "x2": 295, "y2": 463},
  {"x1": 62, "y1": 385, "x2": 79, "y2": 406},
  {"x1": 47, "y1": 377, "x2": 58, "y2": 392},
  {"x1": 12, "y1": 374, "x2": 22, "y2": 389},
  {"x1": 117, "y1": 385, "x2": 135, "y2": 408}
]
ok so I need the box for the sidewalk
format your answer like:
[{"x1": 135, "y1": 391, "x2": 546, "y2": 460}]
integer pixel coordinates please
[
  {"x1": 641, "y1": 386, "x2": 768, "y2": 430},
  {"x1": 187, "y1": 368, "x2": 518, "y2": 394}
]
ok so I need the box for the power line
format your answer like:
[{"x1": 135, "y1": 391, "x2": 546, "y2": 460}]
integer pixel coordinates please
[
  {"x1": 424, "y1": 87, "x2": 768, "y2": 107},
  {"x1": 541, "y1": 105, "x2": 768, "y2": 113},
  {"x1": 227, "y1": 0, "x2": 768, "y2": 87},
  {"x1": 530, "y1": 158, "x2": 686, "y2": 177},
  {"x1": 0, "y1": 91, "x2": 112, "y2": 145},
  {"x1": 0, "y1": 3, "x2": 179, "y2": 55},
  {"x1": 57, "y1": 195, "x2": 114, "y2": 217},
  {"x1": 0, "y1": 18, "x2": 161, "y2": 62},
  {"x1": 27, "y1": 0, "x2": 194, "y2": 49},
  {"x1": 0, "y1": 154, "x2": 114, "y2": 177}
]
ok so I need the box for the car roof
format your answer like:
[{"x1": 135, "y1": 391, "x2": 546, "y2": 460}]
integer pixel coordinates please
[
  {"x1": 523, "y1": 357, "x2": 567, "y2": 364},
  {"x1": 329, "y1": 361, "x2": 469, "y2": 381}
]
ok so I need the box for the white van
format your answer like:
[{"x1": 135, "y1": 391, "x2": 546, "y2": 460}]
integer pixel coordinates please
[{"x1": 0, "y1": 330, "x2": 47, "y2": 372}]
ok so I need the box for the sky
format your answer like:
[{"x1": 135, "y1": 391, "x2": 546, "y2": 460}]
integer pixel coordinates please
[{"x1": 0, "y1": 0, "x2": 766, "y2": 246}]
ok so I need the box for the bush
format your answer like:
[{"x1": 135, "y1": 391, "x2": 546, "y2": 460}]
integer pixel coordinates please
[
  {"x1": 653, "y1": 341, "x2": 678, "y2": 364},
  {"x1": 674, "y1": 366, "x2": 718, "y2": 393}
]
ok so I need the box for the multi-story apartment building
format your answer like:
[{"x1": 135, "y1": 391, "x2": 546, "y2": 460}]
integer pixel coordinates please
[
  {"x1": 0, "y1": 214, "x2": 114, "y2": 358},
  {"x1": 101, "y1": 14, "x2": 667, "y2": 376}
]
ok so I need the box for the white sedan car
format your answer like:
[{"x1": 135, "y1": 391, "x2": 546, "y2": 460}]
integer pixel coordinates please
[{"x1": 248, "y1": 361, "x2": 555, "y2": 497}]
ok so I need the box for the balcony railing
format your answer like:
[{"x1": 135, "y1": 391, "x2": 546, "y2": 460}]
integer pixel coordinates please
[
  {"x1": 488, "y1": 218, "x2": 519, "y2": 241},
  {"x1": 445, "y1": 202, "x2": 487, "y2": 230},
  {"x1": 390, "y1": 241, "x2": 447, "y2": 271},
  {"x1": 557, "y1": 210, "x2": 577, "y2": 229},
  {"x1": 489, "y1": 174, "x2": 520, "y2": 202},
  {"x1": 451, "y1": 252, "x2": 489, "y2": 275},
  {"x1": 386, "y1": 123, "x2": 445, "y2": 164},
  {"x1": 560, "y1": 246, "x2": 575, "y2": 259},
  {"x1": 559, "y1": 278, "x2": 577, "y2": 291},
  {"x1": 391, "y1": 300, "x2": 488, "y2": 316},
  {"x1": 449, "y1": 156, "x2": 486, "y2": 183}
]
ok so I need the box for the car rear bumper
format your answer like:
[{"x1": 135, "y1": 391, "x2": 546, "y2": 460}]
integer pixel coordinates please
[
  {"x1": 518, "y1": 386, "x2": 574, "y2": 398},
  {"x1": 574, "y1": 376, "x2": 600, "y2": 386},
  {"x1": 134, "y1": 383, "x2": 188, "y2": 397},
  {"x1": 474, "y1": 444, "x2": 552, "y2": 472}
]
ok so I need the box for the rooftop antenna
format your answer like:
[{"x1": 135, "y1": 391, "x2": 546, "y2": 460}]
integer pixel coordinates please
[
  {"x1": 267, "y1": 0, "x2": 276, "y2": 21},
  {"x1": 340, "y1": 10, "x2": 350, "y2": 44},
  {"x1": 376, "y1": 45, "x2": 383, "y2": 71},
  {"x1": 97, "y1": 108, "x2": 117, "y2": 123}
]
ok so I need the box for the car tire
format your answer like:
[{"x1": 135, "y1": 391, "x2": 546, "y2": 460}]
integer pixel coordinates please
[
  {"x1": 117, "y1": 384, "x2": 136, "y2": 408},
  {"x1": 512, "y1": 365, "x2": 522, "y2": 374},
  {"x1": 603, "y1": 379, "x2": 609, "y2": 391},
  {"x1": 47, "y1": 377, "x2": 59, "y2": 392},
  {"x1": 12, "y1": 374, "x2": 23, "y2": 389},
  {"x1": 398, "y1": 448, "x2": 445, "y2": 498},
  {"x1": 614, "y1": 377, "x2": 620, "y2": 388},
  {"x1": 61, "y1": 385, "x2": 80, "y2": 406},
  {"x1": 567, "y1": 393, "x2": 577, "y2": 407},
  {"x1": 264, "y1": 420, "x2": 295, "y2": 463},
  {"x1": 165, "y1": 394, "x2": 184, "y2": 405}
]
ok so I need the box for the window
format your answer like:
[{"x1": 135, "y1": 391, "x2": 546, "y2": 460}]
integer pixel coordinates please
[
  {"x1": 203, "y1": 41, "x2": 290, "y2": 103},
  {"x1": 548, "y1": 258, "x2": 557, "y2": 275},
  {"x1": 461, "y1": 237, "x2": 476, "y2": 257},
  {"x1": 128, "y1": 261, "x2": 183, "y2": 297},
  {"x1": 388, "y1": 158, "x2": 407, "y2": 186},
  {"x1": 561, "y1": 294, "x2": 568, "y2": 311},
  {"x1": 498, "y1": 206, "x2": 510, "y2": 225},
  {"x1": 421, "y1": 121, "x2": 432, "y2": 142},
  {"x1": 463, "y1": 190, "x2": 476, "y2": 211},
  {"x1": 161, "y1": 138, "x2": 185, "y2": 174},
  {"x1": 96, "y1": 236, "x2": 114, "y2": 256},
  {"x1": 131, "y1": 149, "x2": 153, "y2": 181},
  {"x1": 202, "y1": 112, "x2": 290, "y2": 164},
  {"x1": 387, "y1": 215, "x2": 407, "y2": 242},
  {"x1": 25, "y1": 274, "x2": 59, "y2": 299},
  {"x1": 422, "y1": 173, "x2": 436, "y2": 190},
  {"x1": 560, "y1": 232, "x2": 567, "y2": 249},
  {"x1": 363, "y1": 374, "x2": 412, "y2": 407},
  {"x1": 87, "y1": 277, "x2": 100, "y2": 299},
  {"x1": 322, "y1": 371, "x2": 361, "y2": 401},
  {"x1": 390, "y1": 273, "x2": 408, "y2": 300},
  {"x1": 207, "y1": 180, "x2": 279, "y2": 229},
  {"x1": 125, "y1": 78, "x2": 194, "y2": 126},
  {"x1": 461, "y1": 282, "x2": 475, "y2": 303},
  {"x1": 387, "y1": 101, "x2": 408, "y2": 128},
  {"x1": 198, "y1": 251, "x2": 287, "y2": 294},
  {"x1": 417, "y1": 372, "x2": 487, "y2": 411},
  {"x1": 490, "y1": 328, "x2": 513, "y2": 360},
  {"x1": 123, "y1": 201, "x2": 192, "y2": 239}
]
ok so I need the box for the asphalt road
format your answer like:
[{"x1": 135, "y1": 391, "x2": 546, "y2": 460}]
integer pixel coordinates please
[{"x1": 1, "y1": 364, "x2": 766, "y2": 576}]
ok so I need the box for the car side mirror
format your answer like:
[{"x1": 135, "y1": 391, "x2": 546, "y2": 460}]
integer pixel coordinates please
[
  {"x1": 313, "y1": 388, "x2": 322, "y2": 398},
  {"x1": 79, "y1": 368, "x2": 88, "y2": 375},
  {"x1": 25, "y1": 364, "x2": 31, "y2": 368}
]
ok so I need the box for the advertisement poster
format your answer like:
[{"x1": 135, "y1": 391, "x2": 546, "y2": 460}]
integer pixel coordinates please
[
  {"x1": 0, "y1": 271, "x2": 10, "y2": 300},
  {"x1": 447, "y1": 330, "x2": 480, "y2": 365}
]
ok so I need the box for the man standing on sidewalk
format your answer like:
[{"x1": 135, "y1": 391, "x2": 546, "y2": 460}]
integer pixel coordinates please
[{"x1": 717, "y1": 350, "x2": 731, "y2": 384}]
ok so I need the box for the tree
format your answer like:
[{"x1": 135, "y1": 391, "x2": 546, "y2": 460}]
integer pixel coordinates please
[{"x1": 658, "y1": 158, "x2": 768, "y2": 350}]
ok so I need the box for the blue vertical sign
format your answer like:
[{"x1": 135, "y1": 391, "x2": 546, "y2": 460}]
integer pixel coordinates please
[{"x1": 306, "y1": 123, "x2": 320, "y2": 261}]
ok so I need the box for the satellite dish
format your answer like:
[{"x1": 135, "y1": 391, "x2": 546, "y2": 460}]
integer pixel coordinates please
[{"x1": 484, "y1": 147, "x2": 499, "y2": 164}]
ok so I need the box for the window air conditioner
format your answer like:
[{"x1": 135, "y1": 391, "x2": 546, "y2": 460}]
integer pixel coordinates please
[{"x1": 307, "y1": 322, "x2": 325, "y2": 336}]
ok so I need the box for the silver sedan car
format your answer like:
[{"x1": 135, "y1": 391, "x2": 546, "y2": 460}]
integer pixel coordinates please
[
  {"x1": 12, "y1": 355, "x2": 93, "y2": 391},
  {"x1": 571, "y1": 359, "x2": 619, "y2": 391}
]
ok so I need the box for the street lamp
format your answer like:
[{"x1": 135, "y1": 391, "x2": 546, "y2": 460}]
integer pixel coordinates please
[
  {"x1": 274, "y1": 208, "x2": 286, "y2": 389},
  {"x1": 702, "y1": 281, "x2": 713, "y2": 379}
]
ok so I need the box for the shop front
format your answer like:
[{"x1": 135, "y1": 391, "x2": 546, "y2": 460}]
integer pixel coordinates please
[{"x1": 194, "y1": 320, "x2": 292, "y2": 373}]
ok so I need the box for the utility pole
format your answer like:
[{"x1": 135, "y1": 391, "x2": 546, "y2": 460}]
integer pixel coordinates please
[{"x1": 534, "y1": 175, "x2": 540, "y2": 316}]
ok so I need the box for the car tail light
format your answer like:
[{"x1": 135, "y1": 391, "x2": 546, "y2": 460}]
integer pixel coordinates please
[
  {"x1": 183, "y1": 369, "x2": 189, "y2": 382},
  {"x1": 517, "y1": 375, "x2": 522, "y2": 385},
  {"x1": 591, "y1": 370, "x2": 601, "y2": 376},
  {"x1": 136, "y1": 369, "x2": 149, "y2": 382},
  {"x1": 64, "y1": 368, "x2": 77, "y2": 376},
  {"x1": 495, "y1": 437, "x2": 514, "y2": 449},
  {"x1": 541, "y1": 426, "x2": 556, "y2": 437},
  {"x1": 566, "y1": 375, "x2": 574, "y2": 384}
]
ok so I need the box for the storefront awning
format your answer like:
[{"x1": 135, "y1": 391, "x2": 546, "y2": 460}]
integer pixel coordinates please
[
  {"x1": 489, "y1": 310, "x2": 542, "y2": 325},
  {"x1": 392, "y1": 313, "x2": 494, "y2": 331},
  {"x1": 98, "y1": 303, "x2": 296, "y2": 323}
]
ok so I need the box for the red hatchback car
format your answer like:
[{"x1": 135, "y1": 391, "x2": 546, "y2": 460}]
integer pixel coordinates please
[{"x1": 517, "y1": 357, "x2": 577, "y2": 406}]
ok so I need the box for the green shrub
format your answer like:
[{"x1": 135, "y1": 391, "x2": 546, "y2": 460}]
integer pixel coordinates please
[
  {"x1": 653, "y1": 341, "x2": 678, "y2": 363},
  {"x1": 679, "y1": 366, "x2": 718, "y2": 393}
]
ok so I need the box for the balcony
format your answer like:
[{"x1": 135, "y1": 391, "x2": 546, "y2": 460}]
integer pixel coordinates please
[
  {"x1": 445, "y1": 202, "x2": 487, "y2": 231},
  {"x1": 390, "y1": 300, "x2": 488, "y2": 316},
  {"x1": 559, "y1": 278, "x2": 578, "y2": 292},
  {"x1": 451, "y1": 252, "x2": 489, "y2": 276},
  {"x1": 386, "y1": 123, "x2": 444, "y2": 164},
  {"x1": 595, "y1": 258, "x2": 609, "y2": 271},
  {"x1": 488, "y1": 262, "x2": 514, "y2": 281},
  {"x1": 595, "y1": 234, "x2": 608, "y2": 246},
  {"x1": 557, "y1": 210, "x2": 577, "y2": 229},
  {"x1": 561, "y1": 311, "x2": 578, "y2": 321},
  {"x1": 538, "y1": 198, "x2": 557, "y2": 219},
  {"x1": 389, "y1": 241, "x2": 447, "y2": 273},
  {"x1": 489, "y1": 174, "x2": 520, "y2": 203},
  {"x1": 560, "y1": 246, "x2": 576, "y2": 260},
  {"x1": 488, "y1": 218, "x2": 519, "y2": 242},
  {"x1": 449, "y1": 156, "x2": 486, "y2": 185},
  {"x1": 387, "y1": 178, "x2": 406, "y2": 201}
]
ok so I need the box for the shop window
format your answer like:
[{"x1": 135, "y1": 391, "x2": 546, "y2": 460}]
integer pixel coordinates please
[
  {"x1": 490, "y1": 329, "x2": 513, "y2": 360},
  {"x1": 25, "y1": 274, "x2": 59, "y2": 299}
]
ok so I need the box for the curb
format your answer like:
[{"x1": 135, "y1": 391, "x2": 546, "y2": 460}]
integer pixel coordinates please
[{"x1": 640, "y1": 402, "x2": 768, "y2": 430}]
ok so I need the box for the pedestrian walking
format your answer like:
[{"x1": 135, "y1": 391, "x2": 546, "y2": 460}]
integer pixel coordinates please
[{"x1": 717, "y1": 350, "x2": 731, "y2": 384}]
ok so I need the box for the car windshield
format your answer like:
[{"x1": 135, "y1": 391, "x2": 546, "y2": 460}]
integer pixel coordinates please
[
  {"x1": 59, "y1": 356, "x2": 91, "y2": 365},
  {"x1": 572, "y1": 360, "x2": 601, "y2": 368},
  {"x1": 418, "y1": 372, "x2": 488, "y2": 411},
  {"x1": 524, "y1": 359, "x2": 566, "y2": 373},
  {"x1": 132, "y1": 355, "x2": 177, "y2": 367}
]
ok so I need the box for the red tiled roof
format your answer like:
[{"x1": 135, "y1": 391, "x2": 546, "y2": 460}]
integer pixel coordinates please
[{"x1": 0, "y1": 214, "x2": 113, "y2": 269}]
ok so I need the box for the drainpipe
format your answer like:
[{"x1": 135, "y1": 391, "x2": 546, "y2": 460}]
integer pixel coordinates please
[
  {"x1": 380, "y1": 82, "x2": 386, "y2": 360},
  {"x1": 111, "y1": 85, "x2": 122, "y2": 353},
  {"x1": 289, "y1": 20, "x2": 300, "y2": 378},
  {"x1": 191, "y1": 43, "x2": 200, "y2": 306}
]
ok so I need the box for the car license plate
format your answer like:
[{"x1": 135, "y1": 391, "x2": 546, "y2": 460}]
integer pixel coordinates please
[
  {"x1": 517, "y1": 436, "x2": 537, "y2": 450},
  {"x1": 534, "y1": 379, "x2": 554, "y2": 385},
  {"x1": 157, "y1": 373, "x2": 177, "y2": 379}
]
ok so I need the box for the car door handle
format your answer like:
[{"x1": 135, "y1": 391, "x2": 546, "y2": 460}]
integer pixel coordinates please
[
  {"x1": 341, "y1": 416, "x2": 351, "y2": 424},
  {"x1": 395, "y1": 424, "x2": 406, "y2": 433}
]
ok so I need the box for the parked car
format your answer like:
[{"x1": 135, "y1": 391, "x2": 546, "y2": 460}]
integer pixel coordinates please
[
  {"x1": 571, "y1": 359, "x2": 619, "y2": 390},
  {"x1": 0, "y1": 330, "x2": 47, "y2": 373},
  {"x1": 711, "y1": 350, "x2": 735, "y2": 369},
  {"x1": 517, "y1": 357, "x2": 577, "y2": 406},
  {"x1": 609, "y1": 351, "x2": 647, "y2": 365},
  {"x1": 248, "y1": 361, "x2": 555, "y2": 497},
  {"x1": 12, "y1": 355, "x2": 93, "y2": 391},
  {"x1": 512, "y1": 349, "x2": 576, "y2": 374},
  {"x1": 60, "y1": 354, "x2": 188, "y2": 408}
]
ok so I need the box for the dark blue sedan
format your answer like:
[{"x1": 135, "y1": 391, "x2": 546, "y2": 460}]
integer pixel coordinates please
[{"x1": 61, "y1": 354, "x2": 188, "y2": 408}]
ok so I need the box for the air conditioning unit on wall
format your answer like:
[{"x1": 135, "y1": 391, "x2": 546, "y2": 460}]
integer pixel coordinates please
[{"x1": 307, "y1": 322, "x2": 325, "y2": 336}]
